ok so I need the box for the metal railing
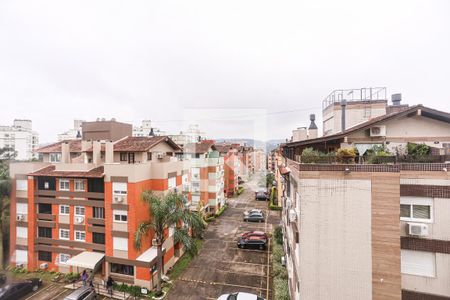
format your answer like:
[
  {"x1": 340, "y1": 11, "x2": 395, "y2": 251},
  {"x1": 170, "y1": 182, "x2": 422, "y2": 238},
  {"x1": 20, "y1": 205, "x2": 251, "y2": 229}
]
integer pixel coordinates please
[
  {"x1": 322, "y1": 87, "x2": 387, "y2": 109},
  {"x1": 296, "y1": 154, "x2": 450, "y2": 165}
]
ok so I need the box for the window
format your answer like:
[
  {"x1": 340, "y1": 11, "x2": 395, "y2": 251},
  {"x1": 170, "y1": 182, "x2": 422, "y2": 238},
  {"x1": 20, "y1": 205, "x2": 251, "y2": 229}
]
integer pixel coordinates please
[
  {"x1": 74, "y1": 180, "x2": 85, "y2": 191},
  {"x1": 59, "y1": 179, "x2": 70, "y2": 191},
  {"x1": 75, "y1": 206, "x2": 85, "y2": 216},
  {"x1": 401, "y1": 250, "x2": 435, "y2": 277},
  {"x1": 147, "y1": 152, "x2": 152, "y2": 161},
  {"x1": 38, "y1": 251, "x2": 52, "y2": 262},
  {"x1": 113, "y1": 210, "x2": 127, "y2": 223},
  {"x1": 38, "y1": 203, "x2": 52, "y2": 214},
  {"x1": 110, "y1": 263, "x2": 134, "y2": 276},
  {"x1": 59, "y1": 253, "x2": 70, "y2": 264},
  {"x1": 15, "y1": 250, "x2": 28, "y2": 263},
  {"x1": 168, "y1": 177, "x2": 176, "y2": 189},
  {"x1": 93, "y1": 207, "x2": 105, "y2": 219},
  {"x1": 49, "y1": 153, "x2": 61, "y2": 163},
  {"x1": 16, "y1": 180, "x2": 28, "y2": 191},
  {"x1": 16, "y1": 226, "x2": 28, "y2": 239},
  {"x1": 120, "y1": 153, "x2": 127, "y2": 161},
  {"x1": 16, "y1": 203, "x2": 28, "y2": 215},
  {"x1": 59, "y1": 205, "x2": 70, "y2": 215},
  {"x1": 400, "y1": 197, "x2": 433, "y2": 222},
  {"x1": 93, "y1": 232, "x2": 105, "y2": 245},
  {"x1": 182, "y1": 174, "x2": 188, "y2": 184},
  {"x1": 113, "y1": 182, "x2": 127, "y2": 195},
  {"x1": 75, "y1": 230, "x2": 86, "y2": 242},
  {"x1": 113, "y1": 237, "x2": 128, "y2": 251},
  {"x1": 59, "y1": 229, "x2": 70, "y2": 240},
  {"x1": 38, "y1": 227, "x2": 52, "y2": 238}
]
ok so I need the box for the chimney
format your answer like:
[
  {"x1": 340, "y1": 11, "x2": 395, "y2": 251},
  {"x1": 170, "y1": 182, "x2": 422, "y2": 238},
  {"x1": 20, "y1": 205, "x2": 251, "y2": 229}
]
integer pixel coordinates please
[
  {"x1": 341, "y1": 99, "x2": 347, "y2": 133},
  {"x1": 61, "y1": 142, "x2": 70, "y2": 163},
  {"x1": 392, "y1": 93, "x2": 402, "y2": 106},
  {"x1": 308, "y1": 114, "x2": 318, "y2": 139},
  {"x1": 105, "y1": 141, "x2": 114, "y2": 163},
  {"x1": 92, "y1": 141, "x2": 102, "y2": 165}
]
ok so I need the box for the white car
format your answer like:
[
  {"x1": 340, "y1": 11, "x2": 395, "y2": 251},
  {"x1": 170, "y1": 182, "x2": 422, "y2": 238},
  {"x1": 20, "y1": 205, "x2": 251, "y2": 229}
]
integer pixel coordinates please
[
  {"x1": 243, "y1": 209, "x2": 263, "y2": 216},
  {"x1": 218, "y1": 292, "x2": 265, "y2": 300}
]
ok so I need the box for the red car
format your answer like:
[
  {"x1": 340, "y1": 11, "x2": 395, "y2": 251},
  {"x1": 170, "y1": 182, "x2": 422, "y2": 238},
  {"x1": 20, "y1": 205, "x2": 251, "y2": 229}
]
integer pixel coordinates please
[{"x1": 240, "y1": 230, "x2": 268, "y2": 240}]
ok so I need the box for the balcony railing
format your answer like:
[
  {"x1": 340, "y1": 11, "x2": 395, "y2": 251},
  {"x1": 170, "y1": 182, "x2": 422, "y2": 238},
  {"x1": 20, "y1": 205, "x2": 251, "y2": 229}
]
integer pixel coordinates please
[{"x1": 296, "y1": 154, "x2": 450, "y2": 165}]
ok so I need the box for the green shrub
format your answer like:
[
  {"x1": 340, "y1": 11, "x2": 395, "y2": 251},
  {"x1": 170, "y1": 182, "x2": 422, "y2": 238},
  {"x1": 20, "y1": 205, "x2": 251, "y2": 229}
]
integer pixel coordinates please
[
  {"x1": 407, "y1": 143, "x2": 431, "y2": 156},
  {"x1": 300, "y1": 147, "x2": 322, "y2": 163},
  {"x1": 273, "y1": 277, "x2": 290, "y2": 300},
  {"x1": 214, "y1": 204, "x2": 227, "y2": 217},
  {"x1": 273, "y1": 226, "x2": 283, "y2": 245},
  {"x1": 205, "y1": 216, "x2": 215, "y2": 222}
]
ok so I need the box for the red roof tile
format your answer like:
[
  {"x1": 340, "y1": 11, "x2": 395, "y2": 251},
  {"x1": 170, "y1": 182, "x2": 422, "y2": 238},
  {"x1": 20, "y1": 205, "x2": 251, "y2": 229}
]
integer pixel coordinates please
[
  {"x1": 36, "y1": 140, "x2": 82, "y2": 153},
  {"x1": 113, "y1": 136, "x2": 181, "y2": 152},
  {"x1": 182, "y1": 140, "x2": 216, "y2": 154},
  {"x1": 29, "y1": 165, "x2": 104, "y2": 178}
]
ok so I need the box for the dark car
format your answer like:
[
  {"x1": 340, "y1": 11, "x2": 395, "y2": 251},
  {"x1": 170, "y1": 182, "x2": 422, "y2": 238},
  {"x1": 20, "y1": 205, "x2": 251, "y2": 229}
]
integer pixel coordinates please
[
  {"x1": 237, "y1": 236, "x2": 267, "y2": 250},
  {"x1": 243, "y1": 211, "x2": 265, "y2": 222},
  {"x1": 0, "y1": 278, "x2": 42, "y2": 300},
  {"x1": 255, "y1": 191, "x2": 268, "y2": 201},
  {"x1": 0, "y1": 274, "x2": 6, "y2": 286},
  {"x1": 241, "y1": 230, "x2": 268, "y2": 240}
]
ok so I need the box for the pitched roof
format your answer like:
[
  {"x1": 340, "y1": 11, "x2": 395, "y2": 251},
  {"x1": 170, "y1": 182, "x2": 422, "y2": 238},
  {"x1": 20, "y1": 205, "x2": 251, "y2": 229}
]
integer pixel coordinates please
[
  {"x1": 36, "y1": 140, "x2": 82, "y2": 153},
  {"x1": 113, "y1": 136, "x2": 181, "y2": 152},
  {"x1": 214, "y1": 144, "x2": 232, "y2": 154},
  {"x1": 182, "y1": 140, "x2": 216, "y2": 154},
  {"x1": 283, "y1": 105, "x2": 450, "y2": 148},
  {"x1": 29, "y1": 165, "x2": 104, "y2": 178}
]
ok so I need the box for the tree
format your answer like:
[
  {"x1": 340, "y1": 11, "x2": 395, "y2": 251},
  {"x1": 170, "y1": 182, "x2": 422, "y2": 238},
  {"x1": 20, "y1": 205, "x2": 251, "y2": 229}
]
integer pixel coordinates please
[
  {"x1": 133, "y1": 191, "x2": 205, "y2": 296},
  {"x1": 0, "y1": 153, "x2": 11, "y2": 269}
]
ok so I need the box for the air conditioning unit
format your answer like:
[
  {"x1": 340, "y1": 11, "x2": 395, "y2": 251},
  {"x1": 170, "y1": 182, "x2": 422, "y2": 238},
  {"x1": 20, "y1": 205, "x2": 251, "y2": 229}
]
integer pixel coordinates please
[
  {"x1": 407, "y1": 222, "x2": 429, "y2": 237},
  {"x1": 369, "y1": 126, "x2": 386, "y2": 137},
  {"x1": 114, "y1": 195, "x2": 124, "y2": 203},
  {"x1": 75, "y1": 217, "x2": 85, "y2": 224},
  {"x1": 16, "y1": 214, "x2": 24, "y2": 221},
  {"x1": 39, "y1": 263, "x2": 48, "y2": 269},
  {"x1": 152, "y1": 238, "x2": 158, "y2": 246},
  {"x1": 157, "y1": 152, "x2": 164, "y2": 159},
  {"x1": 289, "y1": 209, "x2": 297, "y2": 222}
]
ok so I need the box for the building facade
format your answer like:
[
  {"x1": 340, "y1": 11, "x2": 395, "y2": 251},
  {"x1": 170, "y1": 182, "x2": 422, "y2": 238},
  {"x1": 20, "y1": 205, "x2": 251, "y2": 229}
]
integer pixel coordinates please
[
  {"x1": 280, "y1": 103, "x2": 450, "y2": 299},
  {"x1": 0, "y1": 119, "x2": 39, "y2": 160},
  {"x1": 10, "y1": 120, "x2": 188, "y2": 289},
  {"x1": 57, "y1": 120, "x2": 84, "y2": 141}
]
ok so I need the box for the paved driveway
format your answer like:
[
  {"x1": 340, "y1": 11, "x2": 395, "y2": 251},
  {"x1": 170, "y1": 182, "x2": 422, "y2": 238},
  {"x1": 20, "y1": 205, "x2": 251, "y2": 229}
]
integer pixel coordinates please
[{"x1": 168, "y1": 180, "x2": 280, "y2": 300}]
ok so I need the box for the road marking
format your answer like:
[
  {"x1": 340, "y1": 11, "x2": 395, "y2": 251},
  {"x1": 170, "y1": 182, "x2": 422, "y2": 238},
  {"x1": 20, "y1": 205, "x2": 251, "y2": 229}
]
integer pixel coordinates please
[
  {"x1": 177, "y1": 277, "x2": 267, "y2": 291},
  {"x1": 49, "y1": 289, "x2": 68, "y2": 300},
  {"x1": 23, "y1": 284, "x2": 56, "y2": 300}
]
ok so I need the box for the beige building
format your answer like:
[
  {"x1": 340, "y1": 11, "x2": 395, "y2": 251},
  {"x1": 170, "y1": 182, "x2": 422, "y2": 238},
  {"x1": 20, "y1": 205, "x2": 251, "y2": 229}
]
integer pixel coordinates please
[{"x1": 281, "y1": 103, "x2": 450, "y2": 299}]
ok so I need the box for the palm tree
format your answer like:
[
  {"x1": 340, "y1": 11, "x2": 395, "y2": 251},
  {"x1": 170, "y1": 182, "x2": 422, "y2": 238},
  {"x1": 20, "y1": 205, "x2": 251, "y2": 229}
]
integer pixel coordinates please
[{"x1": 134, "y1": 191, "x2": 205, "y2": 296}]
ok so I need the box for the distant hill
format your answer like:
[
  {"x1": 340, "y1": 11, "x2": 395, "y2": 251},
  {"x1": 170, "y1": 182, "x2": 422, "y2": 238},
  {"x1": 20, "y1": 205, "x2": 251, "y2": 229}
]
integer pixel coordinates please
[{"x1": 215, "y1": 138, "x2": 284, "y2": 152}]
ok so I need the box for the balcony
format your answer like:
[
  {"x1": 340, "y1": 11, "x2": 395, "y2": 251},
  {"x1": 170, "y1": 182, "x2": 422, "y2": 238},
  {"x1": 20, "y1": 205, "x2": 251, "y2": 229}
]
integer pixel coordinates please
[{"x1": 296, "y1": 154, "x2": 450, "y2": 165}]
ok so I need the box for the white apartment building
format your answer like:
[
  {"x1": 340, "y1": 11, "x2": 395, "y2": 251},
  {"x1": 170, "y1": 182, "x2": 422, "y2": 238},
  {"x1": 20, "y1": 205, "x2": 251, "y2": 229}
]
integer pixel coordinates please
[
  {"x1": 132, "y1": 120, "x2": 165, "y2": 137},
  {"x1": 0, "y1": 119, "x2": 39, "y2": 160},
  {"x1": 57, "y1": 119, "x2": 84, "y2": 141}
]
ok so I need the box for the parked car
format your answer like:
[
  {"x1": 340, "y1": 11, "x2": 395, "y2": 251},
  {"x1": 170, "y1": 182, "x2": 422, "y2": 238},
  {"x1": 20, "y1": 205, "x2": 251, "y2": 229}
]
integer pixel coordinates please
[
  {"x1": 255, "y1": 191, "x2": 268, "y2": 201},
  {"x1": 243, "y1": 209, "x2": 263, "y2": 216},
  {"x1": 241, "y1": 230, "x2": 268, "y2": 240},
  {"x1": 0, "y1": 278, "x2": 42, "y2": 300},
  {"x1": 64, "y1": 286, "x2": 97, "y2": 300},
  {"x1": 218, "y1": 292, "x2": 265, "y2": 300},
  {"x1": 243, "y1": 211, "x2": 265, "y2": 222},
  {"x1": 237, "y1": 236, "x2": 267, "y2": 250}
]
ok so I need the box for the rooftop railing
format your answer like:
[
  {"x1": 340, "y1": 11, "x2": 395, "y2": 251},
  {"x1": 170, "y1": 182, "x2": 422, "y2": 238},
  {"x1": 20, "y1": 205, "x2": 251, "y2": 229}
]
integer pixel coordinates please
[
  {"x1": 296, "y1": 154, "x2": 450, "y2": 165},
  {"x1": 322, "y1": 87, "x2": 387, "y2": 109}
]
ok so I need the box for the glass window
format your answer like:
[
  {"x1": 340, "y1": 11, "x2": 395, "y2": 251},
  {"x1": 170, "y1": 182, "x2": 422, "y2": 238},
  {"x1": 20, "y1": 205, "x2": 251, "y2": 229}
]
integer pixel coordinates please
[
  {"x1": 38, "y1": 203, "x2": 52, "y2": 214},
  {"x1": 38, "y1": 227, "x2": 52, "y2": 238},
  {"x1": 59, "y1": 179, "x2": 70, "y2": 191},
  {"x1": 59, "y1": 229, "x2": 70, "y2": 240},
  {"x1": 38, "y1": 251, "x2": 52, "y2": 262},
  {"x1": 110, "y1": 263, "x2": 134, "y2": 276},
  {"x1": 59, "y1": 253, "x2": 70, "y2": 264},
  {"x1": 75, "y1": 206, "x2": 85, "y2": 216},
  {"x1": 400, "y1": 204, "x2": 411, "y2": 218},
  {"x1": 93, "y1": 207, "x2": 105, "y2": 219},
  {"x1": 49, "y1": 153, "x2": 61, "y2": 163},
  {"x1": 16, "y1": 226, "x2": 28, "y2": 239},
  {"x1": 60, "y1": 205, "x2": 70, "y2": 215},
  {"x1": 16, "y1": 180, "x2": 28, "y2": 191},
  {"x1": 93, "y1": 232, "x2": 105, "y2": 245},
  {"x1": 113, "y1": 182, "x2": 127, "y2": 195},
  {"x1": 113, "y1": 210, "x2": 127, "y2": 223},
  {"x1": 400, "y1": 197, "x2": 433, "y2": 222},
  {"x1": 147, "y1": 152, "x2": 152, "y2": 161},
  {"x1": 74, "y1": 180, "x2": 85, "y2": 191},
  {"x1": 75, "y1": 231, "x2": 86, "y2": 242},
  {"x1": 412, "y1": 205, "x2": 431, "y2": 219},
  {"x1": 120, "y1": 153, "x2": 127, "y2": 161}
]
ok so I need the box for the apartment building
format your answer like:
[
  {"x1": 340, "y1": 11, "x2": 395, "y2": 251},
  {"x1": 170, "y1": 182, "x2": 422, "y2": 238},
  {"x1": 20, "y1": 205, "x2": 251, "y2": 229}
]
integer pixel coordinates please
[
  {"x1": 252, "y1": 149, "x2": 267, "y2": 173},
  {"x1": 57, "y1": 120, "x2": 84, "y2": 141},
  {"x1": 180, "y1": 140, "x2": 225, "y2": 214},
  {"x1": 9, "y1": 119, "x2": 188, "y2": 289},
  {"x1": 216, "y1": 144, "x2": 240, "y2": 197},
  {"x1": 280, "y1": 102, "x2": 450, "y2": 299},
  {"x1": 132, "y1": 120, "x2": 165, "y2": 137},
  {"x1": 169, "y1": 124, "x2": 204, "y2": 148},
  {"x1": 0, "y1": 119, "x2": 39, "y2": 160},
  {"x1": 236, "y1": 145, "x2": 254, "y2": 180}
]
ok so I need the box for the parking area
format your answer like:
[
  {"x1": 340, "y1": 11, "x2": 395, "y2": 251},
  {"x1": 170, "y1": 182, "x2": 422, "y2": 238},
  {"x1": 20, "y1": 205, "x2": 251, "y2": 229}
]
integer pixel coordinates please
[
  {"x1": 18, "y1": 281, "x2": 116, "y2": 300},
  {"x1": 168, "y1": 179, "x2": 280, "y2": 300}
]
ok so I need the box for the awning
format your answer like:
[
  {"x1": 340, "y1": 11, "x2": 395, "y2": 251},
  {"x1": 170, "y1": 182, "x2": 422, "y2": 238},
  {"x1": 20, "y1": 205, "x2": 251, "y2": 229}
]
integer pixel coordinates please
[
  {"x1": 65, "y1": 251, "x2": 105, "y2": 270},
  {"x1": 136, "y1": 246, "x2": 165, "y2": 265}
]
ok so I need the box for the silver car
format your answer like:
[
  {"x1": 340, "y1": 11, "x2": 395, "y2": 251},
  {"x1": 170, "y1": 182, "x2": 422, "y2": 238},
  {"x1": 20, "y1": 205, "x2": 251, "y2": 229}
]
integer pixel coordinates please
[{"x1": 64, "y1": 286, "x2": 97, "y2": 300}]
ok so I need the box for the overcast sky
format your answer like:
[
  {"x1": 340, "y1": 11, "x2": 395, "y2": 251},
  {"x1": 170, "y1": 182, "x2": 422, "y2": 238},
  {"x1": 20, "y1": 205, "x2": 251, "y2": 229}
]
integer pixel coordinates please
[{"x1": 1, "y1": 0, "x2": 449, "y2": 143}]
